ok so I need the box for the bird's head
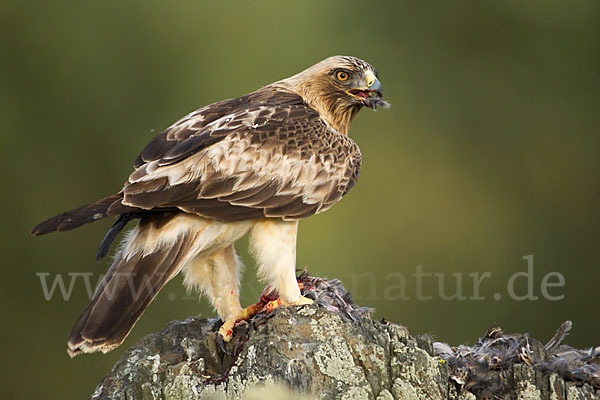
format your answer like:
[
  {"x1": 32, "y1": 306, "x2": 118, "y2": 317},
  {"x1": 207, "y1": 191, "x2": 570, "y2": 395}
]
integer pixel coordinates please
[{"x1": 280, "y1": 55, "x2": 390, "y2": 134}]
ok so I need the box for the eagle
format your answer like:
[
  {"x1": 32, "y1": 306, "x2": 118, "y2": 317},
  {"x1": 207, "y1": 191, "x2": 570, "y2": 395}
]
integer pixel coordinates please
[{"x1": 32, "y1": 55, "x2": 388, "y2": 357}]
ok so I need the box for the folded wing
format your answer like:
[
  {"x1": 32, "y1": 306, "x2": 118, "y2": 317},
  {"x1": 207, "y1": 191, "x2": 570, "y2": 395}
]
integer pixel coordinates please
[{"x1": 123, "y1": 87, "x2": 362, "y2": 222}]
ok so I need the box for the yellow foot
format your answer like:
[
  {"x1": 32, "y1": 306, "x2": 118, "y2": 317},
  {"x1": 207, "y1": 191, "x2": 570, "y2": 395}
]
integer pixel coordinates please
[
  {"x1": 218, "y1": 294, "x2": 314, "y2": 343},
  {"x1": 264, "y1": 295, "x2": 314, "y2": 312},
  {"x1": 218, "y1": 319, "x2": 235, "y2": 343},
  {"x1": 217, "y1": 302, "x2": 266, "y2": 343}
]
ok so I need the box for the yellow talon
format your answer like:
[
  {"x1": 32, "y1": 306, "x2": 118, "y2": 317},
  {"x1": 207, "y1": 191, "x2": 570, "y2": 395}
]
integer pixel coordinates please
[
  {"x1": 218, "y1": 319, "x2": 235, "y2": 342},
  {"x1": 287, "y1": 295, "x2": 313, "y2": 306},
  {"x1": 217, "y1": 301, "x2": 267, "y2": 342},
  {"x1": 217, "y1": 296, "x2": 313, "y2": 342},
  {"x1": 266, "y1": 295, "x2": 313, "y2": 312}
]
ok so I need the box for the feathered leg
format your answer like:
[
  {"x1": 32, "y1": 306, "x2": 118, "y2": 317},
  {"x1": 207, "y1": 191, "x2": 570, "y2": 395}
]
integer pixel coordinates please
[
  {"x1": 184, "y1": 245, "x2": 258, "y2": 344},
  {"x1": 249, "y1": 218, "x2": 312, "y2": 306},
  {"x1": 182, "y1": 244, "x2": 244, "y2": 321},
  {"x1": 200, "y1": 218, "x2": 312, "y2": 343}
]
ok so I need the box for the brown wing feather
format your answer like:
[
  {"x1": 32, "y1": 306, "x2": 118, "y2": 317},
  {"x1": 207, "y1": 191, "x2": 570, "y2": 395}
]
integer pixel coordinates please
[
  {"x1": 122, "y1": 91, "x2": 362, "y2": 222},
  {"x1": 134, "y1": 89, "x2": 304, "y2": 168}
]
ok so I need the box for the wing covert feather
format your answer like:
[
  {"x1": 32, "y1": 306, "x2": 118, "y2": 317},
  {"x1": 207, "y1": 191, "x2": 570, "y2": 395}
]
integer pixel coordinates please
[{"x1": 124, "y1": 88, "x2": 362, "y2": 222}]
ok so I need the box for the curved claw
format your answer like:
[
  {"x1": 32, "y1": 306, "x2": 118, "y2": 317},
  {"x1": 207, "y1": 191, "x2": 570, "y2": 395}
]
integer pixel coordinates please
[{"x1": 216, "y1": 330, "x2": 230, "y2": 355}]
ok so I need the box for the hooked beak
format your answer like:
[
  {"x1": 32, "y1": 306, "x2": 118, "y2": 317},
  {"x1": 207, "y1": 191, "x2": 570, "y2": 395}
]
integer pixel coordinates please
[{"x1": 346, "y1": 71, "x2": 389, "y2": 110}]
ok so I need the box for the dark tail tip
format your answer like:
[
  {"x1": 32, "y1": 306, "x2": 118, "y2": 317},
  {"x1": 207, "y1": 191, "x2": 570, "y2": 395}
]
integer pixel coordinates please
[
  {"x1": 31, "y1": 212, "x2": 72, "y2": 236},
  {"x1": 31, "y1": 193, "x2": 132, "y2": 237}
]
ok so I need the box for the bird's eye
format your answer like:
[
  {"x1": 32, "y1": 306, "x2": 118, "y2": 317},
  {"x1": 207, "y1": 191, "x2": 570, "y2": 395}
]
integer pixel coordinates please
[{"x1": 336, "y1": 71, "x2": 349, "y2": 81}]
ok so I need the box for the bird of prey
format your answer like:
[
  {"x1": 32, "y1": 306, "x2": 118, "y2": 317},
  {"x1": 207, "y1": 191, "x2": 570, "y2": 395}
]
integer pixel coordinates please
[{"x1": 32, "y1": 55, "x2": 388, "y2": 357}]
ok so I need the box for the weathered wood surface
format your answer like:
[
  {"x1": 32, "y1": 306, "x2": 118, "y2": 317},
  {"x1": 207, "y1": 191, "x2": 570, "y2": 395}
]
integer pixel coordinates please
[{"x1": 92, "y1": 277, "x2": 599, "y2": 400}]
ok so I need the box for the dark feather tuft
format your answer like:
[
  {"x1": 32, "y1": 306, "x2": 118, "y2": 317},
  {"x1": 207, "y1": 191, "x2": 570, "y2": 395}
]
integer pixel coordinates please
[{"x1": 96, "y1": 214, "x2": 135, "y2": 261}]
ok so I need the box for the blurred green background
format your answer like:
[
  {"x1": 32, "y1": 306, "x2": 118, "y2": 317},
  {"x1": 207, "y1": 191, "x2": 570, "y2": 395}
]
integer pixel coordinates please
[{"x1": 1, "y1": 1, "x2": 599, "y2": 398}]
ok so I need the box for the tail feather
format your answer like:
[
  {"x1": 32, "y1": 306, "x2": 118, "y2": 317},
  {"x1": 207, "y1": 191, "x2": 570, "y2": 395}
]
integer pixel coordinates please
[
  {"x1": 31, "y1": 193, "x2": 136, "y2": 236},
  {"x1": 67, "y1": 213, "x2": 201, "y2": 357}
]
